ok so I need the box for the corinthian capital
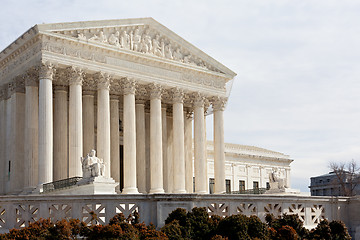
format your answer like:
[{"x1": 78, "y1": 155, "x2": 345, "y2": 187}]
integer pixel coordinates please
[
  {"x1": 24, "y1": 67, "x2": 39, "y2": 87},
  {"x1": 171, "y1": 87, "x2": 184, "y2": 103},
  {"x1": 68, "y1": 66, "x2": 84, "y2": 86},
  {"x1": 39, "y1": 62, "x2": 55, "y2": 80},
  {"x1": 96, "y1": 72, "x2": 111, "y2": 90},
  {"x1": 212, "y1": 96, "x2": 227, "y2": 111},
  {"x1": 148, "y1": 83, "x2": 163, "y2": 99},
  {"x1": 123, "y1": 78, "x2": 137, "y2": 95},
  {"x1": 192, "y1": 92, "x2": 205, "y2": 107}
]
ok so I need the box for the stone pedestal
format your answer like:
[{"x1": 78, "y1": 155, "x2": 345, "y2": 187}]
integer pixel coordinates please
[{"x1": 76, "y1": 176, "x2": 118, "y2": 195}]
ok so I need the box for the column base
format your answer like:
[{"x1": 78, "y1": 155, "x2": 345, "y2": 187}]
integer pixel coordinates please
[
  {"x1": 173, "y1": 189, "x2": 187, "y2": 194},
  {"x1": 195, "y1": 190, "x2": 208, "y2": 194},
  {"x1": 214, "y1": 191, "x2": 226, "y2": 194},
  {"x1": 122, "y1": 187, "x2": 140, "y2": 194},
  {"x1": 149, "y1": 188, "x2": 165, "y2": 194}
]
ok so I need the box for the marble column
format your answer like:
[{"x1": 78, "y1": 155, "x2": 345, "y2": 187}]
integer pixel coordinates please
[
  {"x1": 136, "y1": 100, "x2": 146, "y2": 193},
  {"x1": 0, "y1": 89, "x2": 5, "y2": 194},
  {"x1": 5, "y1": 95, "x2": 11, "y2": 193},
  {"x1": 149, "y1": 83, "x2": 164, "y2": 194},
  {"x1": 166, "y1": 113, "x2": 174, "y2": 193},
  {"x1": 24, "y1": 74, "x2": 39, "y2": 190},
  {"x1": 38, "y1": 63, "x2": 54, "y2": 186},
  {"x1": 161, "y1": 105, "x2": 169, "y2": 193},
  {"x1": 97, "y1": 73, "x2": 111, "y2": 178},
  {"x1": 122, "y1": 78, "x2": 139, "y2": 194},
  {"x1": 110, "y1": 96, "x2": 120, "y2": 187},
  {"x1": 83, "y1": 92, "x2": 95, "y2": 155},
  {"x1": 53, "y1": 86, "x2": 68, "y2": 181},
  {"x1": 172, "y1": 88, "x2": 186, "y2": 193},
  {"x1": 193, "y1": 93, "x2": 207, "y2": 194},
  {"x1": 213, "y1": 97, "x2": 226, "y2": 194},
  {"x1": 285, "y1": 168, "x2": 291, "y2": 188},
  {"x1": 184, "y1": 111, "x2": 193, "y2": 193},
  {"x1": 68, "y1": 67, "x2": 83, "y2": 178},
  {"x1": 9, "y1": 79, "x2": 26, "y2": 193}
]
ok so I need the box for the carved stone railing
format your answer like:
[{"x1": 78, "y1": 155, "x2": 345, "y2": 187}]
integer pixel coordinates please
[
  {"x1": 0, "y1": 194, "x2": 350, "y2": 233},
  {"x1": 43, "y1": 177, "x2": 83, "y2": 193}
]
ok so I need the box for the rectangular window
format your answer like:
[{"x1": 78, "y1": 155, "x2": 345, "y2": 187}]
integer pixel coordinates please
[
  {"x1": 253, "y1": 181, "x2": 259, "y2": 190},
  {"x1": 239, "y1": 180, "x2": 245, "y2": 192},
  {"x1": 226, "y1": 179, "x2": 231, "y2": 194},
  {"x1": 266, "y1": 182, "x2": 270, "y2": 190},
  {"x1": 209, "y1": 178, "x2": 215, "y2": 194}
]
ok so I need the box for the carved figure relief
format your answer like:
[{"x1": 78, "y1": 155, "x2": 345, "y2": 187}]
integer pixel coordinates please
[{"x1": 66, "y1": 25, "x2": 220, "y2": 73}]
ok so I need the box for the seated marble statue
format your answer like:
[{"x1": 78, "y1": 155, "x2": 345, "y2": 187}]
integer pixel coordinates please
[
  {"x1": 81, "y1": 149, "x2": 105, "y2": 178},
  {"x1": 269, "y1": 168, "x2": 285, "y2": 190}
]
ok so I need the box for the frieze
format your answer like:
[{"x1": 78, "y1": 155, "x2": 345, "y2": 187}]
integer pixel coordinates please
[{"x1": 54, "y1": 25, "x2": 222, "y2": 73}]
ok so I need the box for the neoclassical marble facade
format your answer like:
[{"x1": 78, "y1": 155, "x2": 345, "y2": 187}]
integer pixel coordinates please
[
  {"x1": 0, "y1": 18, "x2": 236, "y2": 195},
  {"x1": 207, "y1": 142, "x2": 293, "y2": 193}
]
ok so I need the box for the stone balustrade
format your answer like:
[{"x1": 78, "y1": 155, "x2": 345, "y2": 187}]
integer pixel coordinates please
[{"x1": 0, "y1": 194, "x2": 352, "y2": 234}]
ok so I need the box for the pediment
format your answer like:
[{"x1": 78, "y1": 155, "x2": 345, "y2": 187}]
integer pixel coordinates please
[{"x1": 36, "y1": 18, "x2": 236, "y2": 78}]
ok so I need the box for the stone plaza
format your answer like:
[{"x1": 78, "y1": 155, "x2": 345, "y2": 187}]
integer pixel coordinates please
[{"x1": 0, "y1": 18, "x2": 359, "y2": 238}]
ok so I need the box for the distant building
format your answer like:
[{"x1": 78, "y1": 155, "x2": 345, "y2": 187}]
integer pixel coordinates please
[
  {"x1": 309, "y1": 171, "x2": 360, "y2": 196},
  {"x1": 207, "y1": 141, "x2": 293, "y2": 194}
]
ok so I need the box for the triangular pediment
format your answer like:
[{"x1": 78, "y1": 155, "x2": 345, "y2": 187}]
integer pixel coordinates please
[{"x1": 36, "y1": 18, "x2": 236, "y2": 78}]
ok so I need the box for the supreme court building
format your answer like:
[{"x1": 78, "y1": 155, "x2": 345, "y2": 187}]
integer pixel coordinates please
[{"x1": 0, "y1": 18, "x2": 237, "y2": 195}]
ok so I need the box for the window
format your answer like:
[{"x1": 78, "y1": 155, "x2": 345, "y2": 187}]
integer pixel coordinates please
[
  {"x1": 209, "y1": 178, "x2": 215, "y2": 194},
  {"x1": 239, "y1": 180, "x2": 245, "y2": 192},
  {"x1": 253, "y1": 181, "x2": 259, "y2": 190},
  {"x1": 266, "y1": 182, "x2": 270, "y2": 190},
  {"x1": 226, "y1": 179, "x2": 231, "y2": 194}
]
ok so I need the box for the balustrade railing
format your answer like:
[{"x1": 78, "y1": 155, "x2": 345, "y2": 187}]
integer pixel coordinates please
[{"x1": 43, "y1": 177, "x2": 83, "y2": 193}]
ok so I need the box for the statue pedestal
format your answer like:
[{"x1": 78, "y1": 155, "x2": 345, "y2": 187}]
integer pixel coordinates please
[
  {"x1": 43, "y1": 176, "x2": 119, "y2": 195},
  {"x1": 75, "y1": 176, "x2": 118, "y2": 195}
]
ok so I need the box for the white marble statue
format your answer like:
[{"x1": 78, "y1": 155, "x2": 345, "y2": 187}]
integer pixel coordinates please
[
  {"x1": 81, "y1": 149, "x2": 105, "y2": 178},
  {"x1": 269, "y1": 168, "x2": 285, "y2": 190}
]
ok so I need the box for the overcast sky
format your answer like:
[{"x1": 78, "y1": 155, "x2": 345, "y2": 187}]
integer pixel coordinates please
[{"x1": 1, "y1": 0, "x2": 360, "y2": 192}]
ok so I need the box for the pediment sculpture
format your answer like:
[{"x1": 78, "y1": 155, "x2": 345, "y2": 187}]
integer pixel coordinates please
[
  {"x1": 81, "y1": 149, "x2": 105, "y2": 178},
  {"x1": 66, "y1": 25, "x2": 220, "y2": 73}
]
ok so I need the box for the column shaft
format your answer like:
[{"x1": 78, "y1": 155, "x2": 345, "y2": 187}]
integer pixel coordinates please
[
  {"x1": 166, "y1": 114, "x2": 174, "y2": 193},
  {"x1": 0, "y1": 99, "x2": 4, "y2": 194},
  {"x1": 172, "y1": 101, "x2": 186, "y2": 193},
  {"x1": 24, "y1": 85, "x2": 39, "y2": 188},
  {"x1": 136, "y1": 102, "x2": 146, "y2": 193},
  {"x1": 214, "y1": 109, "x2": 225, "y2": 194},
  {"x1": 123, "y1": 92, "x2": 138, "y2": 194},
  {"x1": 194, "y1": 97, "x2": 207, "y2": 193},
  {"x1": 110, "y1": 97, "x2": 120, "y2": 186},
  {"x1": 161, "y1": 107, "x2": 169, "y2": 193},
  {"x1": 38, "y1": 65, "x2": 54, "y2": 186},
  {"x1": 83, "y1": 94, "x2": 95, "y2": 154},
  {"x1": 184, "y1": 113, "x2": 193, "y2": 193},
  {"x1": 97, "y1": 88, "x2": 111, "y2": 178},
  {"x1": 69, "y1": 81, "x2": 83, "y2": 177},
  {"x1": 149, "y1": 89, "x2": 164, "y2": 194},
  {"x1": 53, "y1": 88, "x2": 68, "y2": 180}
]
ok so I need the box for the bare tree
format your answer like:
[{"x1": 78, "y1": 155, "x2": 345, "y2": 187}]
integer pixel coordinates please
[{"x1": 329, "y1": 160, "x2": 360, "y2": 196}]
